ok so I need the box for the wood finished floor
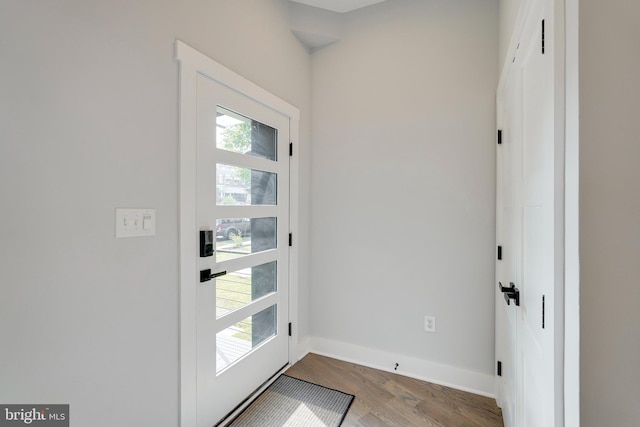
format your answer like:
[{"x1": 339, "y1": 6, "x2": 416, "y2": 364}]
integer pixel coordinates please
[{"x1": 285, "y1": 353, "x2": 503, "y2": 427}]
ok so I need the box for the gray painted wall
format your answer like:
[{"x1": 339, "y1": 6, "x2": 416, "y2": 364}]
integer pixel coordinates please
[
  {"x1": 309, "y1": 0, "x2": 499, "y2": 376},
  {"x1": 580, "y1": 0, "x2": 640, "y2": 425},
  {"x1": 0, "y1": 1, "x2": 311, "y2": 426}
]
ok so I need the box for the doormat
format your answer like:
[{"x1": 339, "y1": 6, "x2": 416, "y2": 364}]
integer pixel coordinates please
[{"x1": 228, "y1": 375, "x2": 354, "y2": 427}]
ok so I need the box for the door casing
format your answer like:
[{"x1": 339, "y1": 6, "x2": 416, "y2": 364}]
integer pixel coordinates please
[{"x1": 176, "y1": 40, "x2": 301, "y2": 427}]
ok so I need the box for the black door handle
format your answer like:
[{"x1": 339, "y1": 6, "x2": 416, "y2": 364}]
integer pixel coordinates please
[
  {"x1": 499, "y1": 282, "x2": 520, "y2": 306},
  {"x1": 200, "y1": 269, "x2": 227, "y2": 283}
]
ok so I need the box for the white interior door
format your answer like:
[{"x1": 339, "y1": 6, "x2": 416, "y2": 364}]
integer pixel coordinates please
[
  {"x1": 496, "y1": 1, "x2": 557, "y2": 426},
  {"x1": 516, "y1": 2, "x2": 555, "y2": 425},
  {"x1": 196, "y1": 74, "x2": 290, "y2": 426},
  {"x1": 496, "y1": 67, "x2": 519, "y2": 427}
]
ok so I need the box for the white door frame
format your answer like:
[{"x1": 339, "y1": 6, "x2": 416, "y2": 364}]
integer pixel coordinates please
[
  {"x1": 495, "y1": 0, "x2": 573, "y2": 425},
  {"x1": 175, "y1": 40, "x2": 301, "y2": 427}
]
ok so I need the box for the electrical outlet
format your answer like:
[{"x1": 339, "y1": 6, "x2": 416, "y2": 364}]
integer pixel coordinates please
[{"x1": 424, "y1": 315, "x2": 436, "y2": 333}]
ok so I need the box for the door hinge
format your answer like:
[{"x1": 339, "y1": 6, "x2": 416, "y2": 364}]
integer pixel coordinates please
[
  {"x1": 542, "y1": 295, "x2": 546, "y2": 329},
  {"x1": 288, "y1": 322, "x2": 292, "y2": 337},
  {"x1": 289, "y1": 233, "x2": 293, "y2": 247},
  {"x1": 497, "y1": 361, "x2": 502, "y2": 377},
  {"x1": 542, "y1": 19, "x2": 545, "y2": 54},
  {"x1": 289, "y1": 142, "x2": 293, "y2": 157},
  {"x1": 497, "y1": 129, "x2": 502, "y2": 145},
  {"x1": 497, "y1": 245, "x2": 502, "y2": 260}
]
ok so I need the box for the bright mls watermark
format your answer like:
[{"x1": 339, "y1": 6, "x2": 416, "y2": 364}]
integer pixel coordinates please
[{"x1": 0, "y1": 405, "x2": 68, "y2": 426}]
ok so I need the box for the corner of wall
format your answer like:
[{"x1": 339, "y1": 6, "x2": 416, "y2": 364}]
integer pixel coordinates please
[{"x1": 289, "y1": 2, "x2": 344, "y2": 50}]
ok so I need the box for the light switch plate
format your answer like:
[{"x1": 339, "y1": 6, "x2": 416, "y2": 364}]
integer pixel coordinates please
[{"x1": 116, "y1": 208, "x2": 156, "y2": 238}]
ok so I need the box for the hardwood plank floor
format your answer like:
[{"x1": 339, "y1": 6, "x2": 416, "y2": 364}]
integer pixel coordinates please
[{"x1": 285, "y1": 353, "x2": 503, "y2": 427}]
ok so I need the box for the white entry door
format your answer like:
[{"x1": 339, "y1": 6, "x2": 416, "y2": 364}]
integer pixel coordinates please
[
  {"x1": 496, "y1": 1, "x2": 558, "y2": 426},
  {"x1": 195, "y1": 74, "x2": 291, "y2": 426}
]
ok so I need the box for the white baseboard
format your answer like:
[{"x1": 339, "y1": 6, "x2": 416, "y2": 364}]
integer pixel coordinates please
[{"x1": 308, "y1": 336, "x2": 496, "y2": 398}]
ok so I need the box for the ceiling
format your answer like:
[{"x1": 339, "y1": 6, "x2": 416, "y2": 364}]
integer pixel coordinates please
[{"x1": 289, "y1": 0, "x2": 388, "y2": 13}]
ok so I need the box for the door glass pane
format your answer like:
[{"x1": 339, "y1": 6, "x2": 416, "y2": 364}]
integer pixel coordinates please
[
  {"x1": 216, "y1": 305, "x2": 277, "y2": 373},
  {"x1": 216, "y1": 106, "x2": 277, "y2": 161},
  {"x1": 216, "y1": 261, "x2": 277, "y2": 318},
  {"x1": 216, "y1": 217, "x2": 277, "y2": 262},
  {"x1": 216, "y1": 164, "x2": 277, "y2": 206}
]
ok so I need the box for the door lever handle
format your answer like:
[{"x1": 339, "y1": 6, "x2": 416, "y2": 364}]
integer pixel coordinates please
[
  {"x1": 200, "y1": 269, "x2": 227, "y2": 283},
  {"x1": 499, "y1": 282, "x2": 513, "y2": 292},
  {"x1": 499, "y1": 282, "x2": 520, "y2": 306}
]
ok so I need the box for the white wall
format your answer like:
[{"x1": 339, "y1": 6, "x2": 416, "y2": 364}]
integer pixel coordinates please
[
  {"x1": 580, "y1": 0, "x2": 640, "y2": 425},
  {"x1": 0, "y1": 1, "x2": 310, "y2": 426},
  {"x1": 309, "y1": 0, "x2": 499, "y2": 392}
]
